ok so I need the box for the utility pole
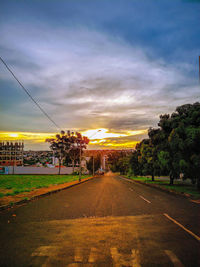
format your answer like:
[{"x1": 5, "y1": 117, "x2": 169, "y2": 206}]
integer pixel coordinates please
[
  {"x1": 89, "y1": 129, "x2": 101, "y2": 176},
  {"x1": 79, "y1": 144, "x2": 82, "y2": 182},
  {"x1": 93, "y1": 155, "x2": 95, "y2": 176},
  {"x1": 79, "y1": 129, "x2": 101, "y2": 180}
]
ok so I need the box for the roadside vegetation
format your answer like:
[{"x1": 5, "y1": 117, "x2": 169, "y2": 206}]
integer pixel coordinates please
[
  {"x1": 107, "y1": 103, "x2": 200, "y2": 196},
  {"x1": 0, "y1": 174, "x2": 90, "y2": 197},
  {"x1": 125, "y1": 176, "x2": 200, "y2": 199}
]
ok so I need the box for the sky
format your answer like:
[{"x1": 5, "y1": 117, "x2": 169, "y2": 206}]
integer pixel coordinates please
[{"x1": 0, "y1": 0, "x2": 200, "y2": 150}]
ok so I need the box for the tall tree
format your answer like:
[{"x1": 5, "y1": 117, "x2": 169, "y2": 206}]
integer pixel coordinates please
[
  {"x1": 46, "y1": 131, "x2": 89, "y2": 176},
  {"x1": 46, "y1": 131, "x2": 72, "y2": 174}
]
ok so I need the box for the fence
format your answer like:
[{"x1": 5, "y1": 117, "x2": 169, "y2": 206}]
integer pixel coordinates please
[{"x1": 2, "y1": 166, "x2": 75, "y2": 175}]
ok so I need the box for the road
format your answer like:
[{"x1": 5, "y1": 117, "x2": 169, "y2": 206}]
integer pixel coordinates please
[{"x1": 0, "y1": 174, "x2": 199, "y2": 266}]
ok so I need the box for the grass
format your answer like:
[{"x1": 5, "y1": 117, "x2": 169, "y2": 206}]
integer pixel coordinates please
[
  {"x1": 126, "y1": 176, "x2": 200, "y2": 199},
  {"x1": 0, "y1": 174, "x2": 90, "y2": 197}
]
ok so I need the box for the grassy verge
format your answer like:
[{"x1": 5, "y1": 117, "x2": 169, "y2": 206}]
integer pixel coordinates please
[
  {"x1": 0, "y1": 174, "x2": 90, "y2": 197},
  {"x1": 126, "y1": 176, "x2": 200, "y2": 199}
]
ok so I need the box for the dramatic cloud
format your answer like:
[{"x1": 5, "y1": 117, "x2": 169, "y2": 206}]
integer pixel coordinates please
[{"x1": 0, "y1": 0, "x2": 199, "y2": 149}]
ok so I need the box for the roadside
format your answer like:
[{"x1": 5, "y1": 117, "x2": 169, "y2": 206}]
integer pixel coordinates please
[
  {"x1": 122, "y1": 175, "x2": 200, "y2": 201},
  {"x1": 0, "y1": 174, "x2": 94, "y2": 209}
]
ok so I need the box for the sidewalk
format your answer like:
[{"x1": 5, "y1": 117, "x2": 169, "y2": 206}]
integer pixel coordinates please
[{"x1": 0, "y1": 176, "x2": 95, "y2": 211}]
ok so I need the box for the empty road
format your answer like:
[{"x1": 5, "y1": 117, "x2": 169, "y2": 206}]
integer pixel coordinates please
[{"x1": 0, "y1": 174, "x2": 199, "y2": 266}]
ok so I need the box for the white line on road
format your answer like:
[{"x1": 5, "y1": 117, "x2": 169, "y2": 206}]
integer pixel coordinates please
[
  {"x1": 31, "y1": 246, "x2": 57, "y2": 257},
  {"x1": 139, "y1": 195, "x2": 151, "y2": 204},
  {"x1": 88, "y1": 247, "x2": 99, "y2": 263},
  {"x1": 131, "y1": 249, "x2": 141, "y2": 267},
  {"x1": 164, "y1": 250, "x2": 184, "y2": 267},
  {"x1": 163, "y1": 213, "x2": 200, "y2": 242},
  {"x1": 74, "y1": 247, "x2": 83, "y2": 262},
  {"x1": 110, "y1": 247, "x2": 141, "y2": 267}
]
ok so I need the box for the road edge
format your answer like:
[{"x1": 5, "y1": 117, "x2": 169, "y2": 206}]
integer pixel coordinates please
[
  {"x1": 0, "y1": 176, "x2": 96, "y2": 211},
  {"x1": 118, "y1": 175, "x2": 198, "y2": 201}
]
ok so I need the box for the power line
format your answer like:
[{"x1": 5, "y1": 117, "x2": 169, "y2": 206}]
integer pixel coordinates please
[{"x1": 0, "y1": 56, "x2": 60, "y2": 130}]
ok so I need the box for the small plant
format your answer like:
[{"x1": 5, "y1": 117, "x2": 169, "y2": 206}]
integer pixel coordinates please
[
  {"x1": 23, "y1": 197, "x2": 29, "y2": 201},
  {"x1": 5, "y1": 192, "x2": 15, "y2": 196},
  {"x1": 5, "y1": 186, "x2": 12, "y2": 189},
  {"x1": 13, "y1": 190, "x2": 20, "y2": 194}
]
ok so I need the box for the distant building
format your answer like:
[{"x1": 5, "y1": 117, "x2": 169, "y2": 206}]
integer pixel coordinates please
[{"x1": 0, "y1": 141, "x2": 24, "y2": 166}]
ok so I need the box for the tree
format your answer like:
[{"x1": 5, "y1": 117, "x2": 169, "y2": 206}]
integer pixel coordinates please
[
  {"x1": 157, "y1": 102, "x2": 200, "y2": 186},
  {"x1": 106, "y1": 150, "x2": 132, "y2": 175},
  {"x1": 86, "y1": 153, "x2": 101, "y2": 174},
  {"x1": 130, "y1": 150, "x2": 140, "y2": 176},
  {"x1": 67, "y1": 132, "x2": 81, "y2": 173},
  {"x1": 46, "y1": 131, "x2": 89, "y2": 176},
  {"x1": 118, "y1": 155, "x2": 131, "y2": 175},
  {"x1": 129, "y1": 102, "x2": 200, "y2": 187},
  {"x1": 74, "y1": 132, "x2": 90, "y2": 181},
  {"x1": 140, "y1": 140, "x2": 155, "y2": 181},
  {"x1": 46, "y1": 131, "x2": 72, "y2": 174},
  {"x1": 69, "y1": 147, "x2": 80, "y2": 173}
]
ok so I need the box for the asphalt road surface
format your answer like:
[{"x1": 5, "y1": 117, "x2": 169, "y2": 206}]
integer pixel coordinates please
[{"x1": 0, "y1": 174, "x2": 199, "y2": 267}]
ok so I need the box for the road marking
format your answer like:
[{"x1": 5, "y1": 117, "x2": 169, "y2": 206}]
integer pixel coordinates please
[
  {"x1": 111, "y1": 247, "x2": 141, "y2": 267},
  {"x1": 110, "y1": 247, "x2": 120, "y2": 265},
  {"x1": 88, "y1": 247, "x2": 99, "y2": 263},
  {"x1": 139, "y1": 195, "x2": 151, "y2": 204},
  {"x1": 163, "y1": 213, "x2": 200, "y2": 242},
  {"x1": 164, "y1": 250, "x2": 184, "y2": 267},
  {"x1": 67, "y1": 264, "x2": 81, "y2": 267},
  {"x1": 129, "y1": 188, "x2": 133, "y2": 191},
  {"x1": 131, "y1": 249, "x2": 141, "y2": 267},
  {"x1": 31, "y1": 246, "x2": 57, "y2": 257},
  {"x1": 74, "y1": 247, "x2": 83, "y2": 262}
]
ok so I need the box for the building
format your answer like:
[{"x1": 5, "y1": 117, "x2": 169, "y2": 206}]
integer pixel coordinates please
[{"x1": 0, "y1": 141, "x2": 24, "y2": 166}]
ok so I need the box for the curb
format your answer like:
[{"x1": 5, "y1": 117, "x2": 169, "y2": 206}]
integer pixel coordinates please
[
  {"x1": 119, "y1": 176, "x2": 195, "y2": 200},
  {"x1": 0, "y1": 176, "x2": 96, "y2": 211}
]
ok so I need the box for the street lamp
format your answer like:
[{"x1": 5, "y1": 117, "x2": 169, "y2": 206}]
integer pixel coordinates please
[
  {"x1": 79, "y1": 129, "x2": 101, "y2": 181},
  {"x1": 90, "y1": 130, "x2": 101, "y2": 177}
]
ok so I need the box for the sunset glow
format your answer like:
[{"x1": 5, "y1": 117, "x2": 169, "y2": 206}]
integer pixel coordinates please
[
  {"x1": 82, "y1": 128, "x2": 127, "y2": 140},
  {"x1": 0, "y1": 129, "x2": 146, "y2": 150}
]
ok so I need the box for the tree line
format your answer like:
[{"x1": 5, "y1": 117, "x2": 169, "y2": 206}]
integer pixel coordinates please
[{"x1": 108, "y1": 103, "x2": 200, "y2": 188}]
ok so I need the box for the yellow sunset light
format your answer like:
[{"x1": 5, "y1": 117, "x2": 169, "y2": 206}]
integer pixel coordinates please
[
  {"x1": 9, "y1": 133, "x2": 19, "y2": 138},
  {"x1": 0, "y1": 128, "x2": 147, "y2": 150},
  {"x1": 0, "y1": 131, "x2": 55, "y2": 142}
]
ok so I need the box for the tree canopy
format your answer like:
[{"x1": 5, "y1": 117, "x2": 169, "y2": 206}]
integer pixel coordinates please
[
  {"x1": 130, "y1": 102, "x2": 200, "y2": 187},
  {"x1": 46, "y1": 131, "x2": 89, "y2": 174}
]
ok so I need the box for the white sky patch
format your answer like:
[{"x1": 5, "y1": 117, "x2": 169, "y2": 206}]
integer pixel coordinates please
[
  {"x1": 81, "y1": 128, "x2": 127, "y2": 140},
  {"x1": 81, "y1": 128, "x2": 147, "y2": 140}
]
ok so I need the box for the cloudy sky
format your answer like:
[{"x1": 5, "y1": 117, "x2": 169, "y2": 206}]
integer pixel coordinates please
[{"x1": 0, "y1": 0, "x2": 199, "y2": 150}]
